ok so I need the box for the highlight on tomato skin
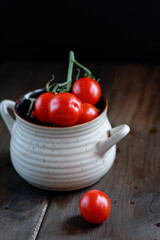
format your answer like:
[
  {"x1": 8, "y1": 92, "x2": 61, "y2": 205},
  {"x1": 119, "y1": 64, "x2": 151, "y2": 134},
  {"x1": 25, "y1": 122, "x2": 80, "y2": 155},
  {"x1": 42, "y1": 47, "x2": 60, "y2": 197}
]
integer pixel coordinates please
[
  {"x1": 48, "y1": 92, "x2": 82, "y2": 127},
  {"x1": 79, "y1": 190, "x2": 111, "y2": 223},
  {"x1": 72, "y1": 77, "x2": 101, "y2": 105}
]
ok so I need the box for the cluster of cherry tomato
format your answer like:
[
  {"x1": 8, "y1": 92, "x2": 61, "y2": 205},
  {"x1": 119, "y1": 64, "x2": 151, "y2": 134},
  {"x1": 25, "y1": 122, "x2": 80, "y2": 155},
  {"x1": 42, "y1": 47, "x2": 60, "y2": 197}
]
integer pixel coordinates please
[
  {"x1": 31, "y1": 76, "x2": 101, "y2": 127},
  {"x1": 27, "y1": 51, "x2": 102, "y2": 127}
]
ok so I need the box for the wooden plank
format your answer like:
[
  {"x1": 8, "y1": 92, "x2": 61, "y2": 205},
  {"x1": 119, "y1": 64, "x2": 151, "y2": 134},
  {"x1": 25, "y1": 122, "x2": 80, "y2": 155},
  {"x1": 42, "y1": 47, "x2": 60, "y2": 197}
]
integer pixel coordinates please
[
  {"x1": 36, "y1": 64, "x2": 160, "y2": 240},
  {"x1": 0, "y1": 61, "x2": 56, "y2": 240},
  {"x1": 1, "y1": 62, "x2": 160, "y2": 239}
]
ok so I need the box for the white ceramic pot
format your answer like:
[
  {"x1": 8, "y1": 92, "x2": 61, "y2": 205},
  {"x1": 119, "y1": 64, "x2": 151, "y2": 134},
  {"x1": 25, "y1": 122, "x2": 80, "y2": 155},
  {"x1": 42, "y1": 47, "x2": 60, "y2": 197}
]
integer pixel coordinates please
[{"x1": 0, "y1": 91, "x2": 130, "y2": 191}]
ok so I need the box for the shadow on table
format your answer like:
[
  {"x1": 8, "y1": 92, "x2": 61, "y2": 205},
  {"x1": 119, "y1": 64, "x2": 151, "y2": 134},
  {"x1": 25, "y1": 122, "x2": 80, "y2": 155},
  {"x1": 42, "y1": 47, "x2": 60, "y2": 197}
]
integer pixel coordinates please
[{"x1": 62, "y1": 214, "x2": 101, "y2": 235}]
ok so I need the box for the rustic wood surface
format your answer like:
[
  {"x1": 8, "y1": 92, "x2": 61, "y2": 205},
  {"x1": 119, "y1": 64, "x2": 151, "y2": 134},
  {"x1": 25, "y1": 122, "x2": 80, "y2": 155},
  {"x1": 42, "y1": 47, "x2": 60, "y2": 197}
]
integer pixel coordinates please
[{"x1": 0, "y1": 62, "x2": 160, "y2": 240}]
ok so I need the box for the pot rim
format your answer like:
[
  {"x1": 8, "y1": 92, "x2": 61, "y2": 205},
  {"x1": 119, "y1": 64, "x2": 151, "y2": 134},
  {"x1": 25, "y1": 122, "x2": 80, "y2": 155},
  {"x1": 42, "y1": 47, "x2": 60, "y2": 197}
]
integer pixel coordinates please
[{"x1": 14, "y1": 88, "x2": 108, "y2": 129}]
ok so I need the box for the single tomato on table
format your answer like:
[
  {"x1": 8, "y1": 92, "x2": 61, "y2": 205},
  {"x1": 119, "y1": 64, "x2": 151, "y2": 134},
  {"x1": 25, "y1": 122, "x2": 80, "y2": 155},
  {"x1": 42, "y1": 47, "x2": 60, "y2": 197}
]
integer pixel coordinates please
[
  {"x1": 77, "y1": 103, "x2": 99, "y2": 124},
  {"x1": 79, "y1": 190, "x2": 111, "y2": 223},
  {"x1": 32, "y1": 92, "x2": 55, "y2": 123},
  {"x1": 72, "y1": 77, "x2": 101, "y2": 105},
  {"x1": 48, "y1": 92, "x2": 82, "y2": 127}
]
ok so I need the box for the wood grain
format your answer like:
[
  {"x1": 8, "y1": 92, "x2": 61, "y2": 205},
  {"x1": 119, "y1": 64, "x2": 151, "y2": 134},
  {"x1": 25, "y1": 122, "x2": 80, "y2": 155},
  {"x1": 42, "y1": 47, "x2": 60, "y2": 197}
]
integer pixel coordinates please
[
  {"x1": 0, "y1": 62, "x2": 160, "y2": 240},
  {"x1": 0, "y1": 62, "x2": 52, "y2": 240},
  {"x1": 37, "y1": 64, "x2": 160, "y2": 240}
]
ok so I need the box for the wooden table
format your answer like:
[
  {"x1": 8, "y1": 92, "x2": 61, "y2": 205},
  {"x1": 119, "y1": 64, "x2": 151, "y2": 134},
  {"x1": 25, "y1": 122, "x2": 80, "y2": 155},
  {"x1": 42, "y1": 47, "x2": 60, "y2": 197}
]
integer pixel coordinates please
[{"x1": 0, "y1": 62, "x2": 160, "y2": 240}]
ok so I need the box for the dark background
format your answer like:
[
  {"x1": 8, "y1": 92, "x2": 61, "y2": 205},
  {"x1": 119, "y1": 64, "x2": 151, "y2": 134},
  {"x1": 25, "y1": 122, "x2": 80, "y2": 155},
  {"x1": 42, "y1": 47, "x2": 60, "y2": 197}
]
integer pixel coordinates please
[{"x1": 1, "y1": 0, "x2": 160, "y2": 62}]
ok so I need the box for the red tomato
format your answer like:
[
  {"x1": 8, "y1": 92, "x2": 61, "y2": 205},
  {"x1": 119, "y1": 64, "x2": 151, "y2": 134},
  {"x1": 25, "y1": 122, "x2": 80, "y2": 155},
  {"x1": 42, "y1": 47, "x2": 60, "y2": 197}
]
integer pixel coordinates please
[
  {"x1": 32, "y1": 92, "x2": 55, "y2": 123},
  {"x1": 48, "y1": 92, "x2": 82, "y2": 127},
  {"x1": 77, "y1": 103, "x2": 99, "y2": 124},
  {"x1": 72, "y1": 77, "x2": 101, "y2": 105},
  {"x1": 79, "y1": 190, "x2": 111, "y2": 223}
]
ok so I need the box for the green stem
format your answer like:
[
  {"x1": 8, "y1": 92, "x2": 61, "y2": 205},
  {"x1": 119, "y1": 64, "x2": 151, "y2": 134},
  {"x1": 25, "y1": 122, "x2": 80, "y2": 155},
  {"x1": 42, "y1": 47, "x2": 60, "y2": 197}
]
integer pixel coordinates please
[
  {"x1": 66, "y1": 51, "x2": 75, "y2": 90},
  {"x1": 25, "y1": 97, "x2": 36, "y2": 116},
  {"x1": 46, "y1": 75, "x2": 54, "y2": 92},
  {"x1": 50, "y1": 51, "x2": 75, "y2": 94},
  {"x1": 74, "y1": 59, "x2": 92, "y2": 77},
  {"x1": 76, "y1": 68, "x2": 81, "y2": 80}
]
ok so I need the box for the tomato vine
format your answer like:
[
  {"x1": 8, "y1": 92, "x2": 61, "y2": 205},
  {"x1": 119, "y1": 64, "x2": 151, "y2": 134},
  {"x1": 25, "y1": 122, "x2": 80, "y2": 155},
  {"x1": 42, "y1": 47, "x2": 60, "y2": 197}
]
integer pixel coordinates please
[
  {"x1": 45, "y1": 51, "x2": 96, "y2": 94},
  {"x1": 25, "y1": 51, "x2": 97, "y2": 117}
]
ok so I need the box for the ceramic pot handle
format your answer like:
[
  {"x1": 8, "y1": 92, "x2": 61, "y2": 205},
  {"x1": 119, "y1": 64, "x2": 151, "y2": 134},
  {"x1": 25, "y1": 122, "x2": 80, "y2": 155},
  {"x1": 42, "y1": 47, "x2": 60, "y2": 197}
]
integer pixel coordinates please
[
  {"x1": 97, "y1": 124, "x2": 130, "y2": 155},
  {"x1": 0, "y1": 100, "x2": 16, "y2": 134}
]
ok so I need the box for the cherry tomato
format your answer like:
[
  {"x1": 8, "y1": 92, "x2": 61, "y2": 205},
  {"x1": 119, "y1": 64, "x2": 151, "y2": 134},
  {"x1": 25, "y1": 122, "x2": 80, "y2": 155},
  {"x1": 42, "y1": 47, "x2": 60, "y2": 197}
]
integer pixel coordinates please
[
  {"x1": 48, "y1": 92, "x2": 82, "y2": 127},
  {"x1": 79, "y1": 190, "x2": 111, "y2": 223},
  {"x1": 32, "y1": 92, "x2": 55, "y2": 123},
  {"x1": 72, "y1": 77, "x2": 101, "y2": 105},
  {"x1": 77, "y1": 103, "x2": 99, "y2": 124}
]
